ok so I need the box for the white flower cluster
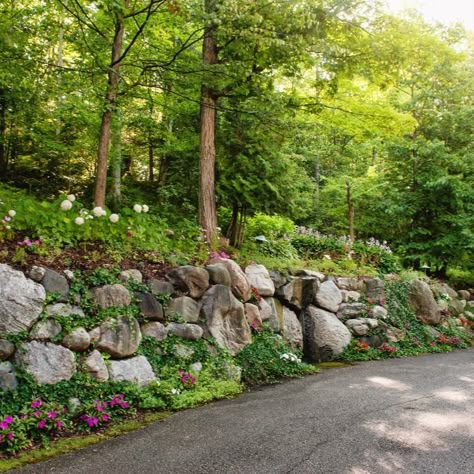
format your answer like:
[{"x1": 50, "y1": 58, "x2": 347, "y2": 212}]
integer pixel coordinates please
[
  {"x1": 133, "y1": 204, "x2": 149, "y2": 213},
  {"x1": 365, "y1": 237, "x2": 392, "y2": 254},
  {"x1": 280, "y1": 353, "x2": 301, "y2": 363},
  {"x1": 171, "y1": 388, "x2": 181, "y2": 395},
  {"x1": 60, "y1": 194, "x2": 76, "y2": 211}
]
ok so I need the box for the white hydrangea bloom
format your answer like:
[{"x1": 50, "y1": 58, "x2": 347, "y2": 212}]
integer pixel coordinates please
[
  {"x1": 109, "y1": 213, "x2": 119, "y2": 223},
  {"x1": 133, "y1": 204, "x2": 142, "y2": 213},
  {"x1": 60, "y1": 200, "x2": 73, "y2": 211},
  {"x1": 67, "y1": 194, "x2": 76, "y2": 202},
  {"x1": 75, "y1": 217, "x2": 85, "y2": 225},
  {"x1": 8, "y1": 210, "x2": 16, "y2": 217},
  {"x1": 93, "y1": 206, "x2": 106, "y2": 217},
  {"x1": 142, "y1": 204, "x2": 149, "y2": 213}
]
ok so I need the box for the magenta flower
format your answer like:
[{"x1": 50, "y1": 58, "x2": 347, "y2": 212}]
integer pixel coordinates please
[
  {"x1": 56, "y1": 420, "x2": 64, "y2": 429},
  {"x1": 34, "y1": 410, "x2": 41, "y2": 417},
  {"x1": 7, "y1": 432, "x2": 13, "y2": 441},
  {"x1": 37, "y1": 420, "x2": 47, "y2": 429},
  {"x1": 47, "y1": 411, "x2": 56, "y2": 419},
  {"x1": 101, "y1": 414, "x2": 109, "y2": 422},
  {"x1": 120, "y1": 402, "x2": 129, "y2": 409},
  {"x1": 86, "y1": 417, "x2": 98, "y2": 428},
  {"x1": 3, "y1": 415, "x2": 13, "y2": 425},
  {"x1": 0, "y1": 421, "x2": 8, "y2": 430},
  {"x1": 31, "y1": 398, "x2": 42, "y2": 408}
]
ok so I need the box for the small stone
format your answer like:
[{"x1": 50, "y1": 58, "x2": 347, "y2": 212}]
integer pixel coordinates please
[
  {"x1": 68, "y1": 397, "x2": 82, "y2": 413},
  {"x1": 385, "y1": 326, "x2": 406, "y2": 343},
  {"x1": 167, "y1": 266, "x2": 209, "y2": 299},
  {"x1": 135, "y1": 293, "x2": 164, "y2": 321},
  {"x1": 337, "y1": 303, "x2": 368, "y2": 320},
  {"x1": 148, "y1": 279, "x2": 174, "y2": 296},
  {"x1": 283, "y1": 307, "x2": 303, "y2": 349},
  {"x1": 206, "y1": 264, "x2": 232, "y2": 287},
  {"x1": 0, "y1": 362, "x2": 18, "y2": 391},
  {"x1": 41, "y1": 268, "x2": 70, "y2": 302},
  {"x1": 96, "y1": 316, "x2": 142, "y2": 358},
  {"x1": 263, "y1": 297, "x2": 284, "y2": 332},
  {"x1": 91, "y1": 284, "x2": 131, "y2": 309},
  {"x1": 29, "y1": 266, "x2": 46, "y2": 282},
  {"x1": 244, "y1": 303, "x2": 262, "y2": 328},
  {"x1": 269, "y1": 271, "x2": 288, "y2": 289},
  {"x1": 174, "y1": 344, "x2": 195, "y2": 359},
  {"x1": 371, "y1": 305, "x2": 388, "y2": 319},
  {"x1": 63, "y1": 270, "x2": 75, "y2": 281},
  {"x1": 0, "y1": 340, "x2": 15, "y2": 361},
  {"x1": 365, "y1": 278, "x2": 385, "y2": 301},
  {"x1": 207, "y1": 258, "x2": 251, "y2": 301},
  {"x1": 29, "y1": 319, "x2": 62, "y2": 341},
  {"x1": 258, "y1": 298, "x2": 273, "y2": 321},
  {"x1": 82, "y1": 350, "x2": 109, "y2": 382},
  {"x1": 191, "y1": 362, "x2": 203, "y2": 373},
  {"x1": 245, "y1": 264, "x2": 275, "y2": 296},
  {"x1": 88, "y1": 327, "x2": 101, "y2": 344},
  {"x1": 120, "y1": 269, "x2": 143, "y2": 283},
  {"x1": 141, "y1": 322, "x2": 168, "y2": 341},
  {"x1": 46, "y1": 303, "x2": 85, "y2": 318},
  {"x1": 315, "y1": 280, "x2": 343, "y2": 313},
  {"x1": 340, "y1": 290, "x2": 361, "y2": 303},
  {"x1": 167, "y1": 322, "x2": 203, "y2": 340},
  {"x1": 166, "y1": 296, "x2": 200, "y2": 323},
  {"x1": 458, "y1": 290, "x2": 470, "y2": 300},
  {"x1": 62, "y1": 328, "x2": 90, "y2": 351},
  {"x1": 108, "y1": 356, "x2": 156, "y2": 387}
]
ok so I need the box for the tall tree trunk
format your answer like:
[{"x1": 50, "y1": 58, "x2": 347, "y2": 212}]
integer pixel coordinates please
[
  {"x1": 346, "y1": 180, "x2": 355, "y2": 241},
  {"x1": 0, "y1": 88, "x2": 7, "y2": 177},
  {"x1": 110, "y1": 111, "x2": 122, "y2": 207},
  {"x1": 56, "y1": 4, "x2": 65, "y2": 137},
  {"x1": 226, "y1": 204, "x2": 247, "y2": 248},
  {"x1": 94, "y1": 0, "x2": 129, "y2": 208},
  {"x1": 199, "y1": 0, "x2": 218, "y2": 243}
]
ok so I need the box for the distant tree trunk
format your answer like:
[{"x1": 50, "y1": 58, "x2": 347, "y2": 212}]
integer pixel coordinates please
[
  {"x1": 226, "y1": 203, "x2": 247, "y2": 248},
  {"x1": 0, "y1": 88, "x2": 7, "y2": 177},
  {"x1": 199, "y1": 0, "x2": 218, "y2": 243},
  {"x1": 94, "y1": 0, "x2": 129, "y2": 208},
  {"x1": 346, "y1": 180, "x2": 355, "y2": 241},
  {"x1": 56, "y1": 4, "x2": 65, "y2": 137},
  {"x1": 110, "y1": 111, "x2": 122, "y2": 207}
]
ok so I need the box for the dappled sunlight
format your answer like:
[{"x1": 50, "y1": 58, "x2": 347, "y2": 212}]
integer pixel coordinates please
[
  {"x1": 415, "y1": 412, "x2": 474, "y2": 435},
  {"x1": 459, "y1": 376, "x2": 474, "y2": 384},
  {"x1": 433, "y1": 388, "x2": 473, "y2": 403},
  {"x1": 366, "y1": 377, "x2": 411, "y2": 392}
]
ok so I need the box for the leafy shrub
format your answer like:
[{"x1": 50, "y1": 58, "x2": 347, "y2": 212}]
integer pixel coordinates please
[{"x1": 246, "y1": 213, "x2": 296, "y2": 239}]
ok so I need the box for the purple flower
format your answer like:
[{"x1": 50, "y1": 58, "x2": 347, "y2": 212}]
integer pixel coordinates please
[
  {"x1": 120, "y1": 402, "x2": 129, "y2": 409},
  {"x1": 3, "y1": 416, "x2": 13, "y2": 425},
  {"x1": 34, "y1": 410, "x2": 41, "y2": 417},
  {"x1": 101, "y1": 414, "x2": 109, "y2": 422},
  {"x1": 7, "y1": 432, "x2": 13, "y2": 441},
  {"x1": 47, "y1": 411, "x2": 56, "y2": 419},
  {"x1": 56, "y1": 420, "x2": 63, "y2": 429},
  {"x1": 25, "y1": 240, "x2": 32, "y2": 247},
  {"x1": 86, "y1": 417, "x2": 98, "y2": 428},
  {"x1": 31, "y1": 398, "x2": 42, "y2": 408},
  {"x1": 0, "y1": 421, "x2": 8, "y2": 430},
  {"x1": 37, "y1": 420, "x2": 47, "y2": 429}
]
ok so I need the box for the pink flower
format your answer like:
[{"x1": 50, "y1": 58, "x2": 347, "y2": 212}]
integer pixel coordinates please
[
  {"x1": 56, "y1": 420, "x2": 63, "y2": 429},
  {"x1": 37, "y1": 420, "x2": 47, "y2": 429},
  {"x1": 47, "y1": 411, "x2": 56, "y2": 419},
  {"x1": 34, "y1": 410, "x2": 41, "y2": 417},
  {"x1": 101, "y1": 414, "x2": 109, "y2": 422},
  {"x1": 7, "y1": 432, "x2": 13, "y2": 441},
  {"x1": 0, "y1": 421, "x2": 8, "y2": 430},
  {"x1": 3, "y1": 416, "x2": 13, "y2": 425},
  {"x1": 31, "y1": 398, "x2": 42, "y2": 408},
  {"x1": 86, "y1": 417, "x2": 98, "y2": 428},
  {"x1": 25, "y1": 239, "x2": 32, "y2": 246}
]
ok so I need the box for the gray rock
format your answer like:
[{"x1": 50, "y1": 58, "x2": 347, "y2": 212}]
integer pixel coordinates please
[
  {"x1": 0, "y1": 340, "x2": 15, "y2": 361},
  {"x1": 449, "y1": 298, "x2": 466, "y2": 316},
  {"x1": 201, "y1": 285, "x2": 251, "y2": 355},
  {"x1": 46, "y1": 303, "x2": 85, "y2": 318},
  {"x1": 269, "y1": 271, "x2": 288, "y2": 289},
  {"x1": 365, "y1": 278, "x2": 385, "y2": 301},
  {"x1": 296, "y1": 269, "x2": 326, "y2": 281},
  {"x1": 91, "y1": 284, "x2": 131, "y2": 309},
  {"x1": 135, "y1": 293, "x2": 164, "y2": 321},
  {"x1": 244, "y1": 303, "x2": 262, "y2": 329},
  {"x1": 277, "y1": 277, "x2": 318, "y2": 310},
  {"x1": 141, "y1": 322, "x2": 168, "y2": 341},
  {"x1": 120, "y1": 269, "x2": 143, "y2": 283},
  {"x1": 0, "y1": 362, "x2": 18, "y2": 391},
  {"x1": 166, "y1": 296, "x2": 199, "y2": 323},
  {"x1": 258, "y1": 298, "x2": 273, "y2": 321},
  {"x1": 148, "y1": 279, "x2": 174, "y2": 296},
  {"x1": 41, "y1": 268, "x2": 70, "y2": 302},
  {"x1": 337, "y1": 303, "x2": 368, "y2": 320},
  {"x1": 359, "y1": 335, "x2": 384, "y2": 348},
  {"x1": 315, "y1": 280, "x2": 343, "y2": 313},
  {"x1": 29, "y1": 266, "x2": 46, "y2": 282},
  {"x1": 458, "y1": 290, "x2": 470, "y2": 300},
  {"x1": 371, "y1": 305, "x2": 388, "y2": 319},
  {"x1": 63, "y1": 270, "x2": 75, "y2": 281},
  {"x1": 336, "y1": 277, "x2": 365, "y2": 292},
  {"x1": 385, "y1": 326, "x2": 406, "y2": 343},
  {"x1": 16, "y1": 341, "x2": 75, "y2": 384},
  {"x1": 340, "y1": 290, "x2": 361, "y2": 303},
  {"x1": 96, "y1": 316, "x2": 142, "y2": 358},
  {"x1": 263, "y1": 297, "x2": 284, "y2": 332},
  {"x1": 29, "y1": 319, "x2": 62, "y2": 341},
  {"x1": 167, "y1": 322, "x2": 203, "y2": 340},
  {"x1": 68, "y1": 397, "x2": 82, "y2": 413},
  {"x1": 207, "y1": 258, "x2": 251, "y2": 301},
  {"x1": 345, "y1": 320, "x2": 369, "y2": 336},
  {"x1": 424, "y1": 326, "x2": 442, "y2": 340},
  {"x1": 88, "y1": 327, "x2": 101, "y2": 344},
  {"x1": 303, "y1": 306, "x2": 351, "y2": 362},
  {"x1": 0, "y1": 264, "x2": 46, "y2": 334},
  {"x1": 223, "y1": 360, "x2": 242, "y2": 383},
  {"x1": 408, "y1": 279, "x2": 441, "y2": 324},
  {"x1": 245, "y1": 264, "x2": 275, "y2": 296},
  {"x1": 174, "y1": 344, "x2": 195, "y2": 359},
  {"x1": 283, "y1": 307, "x2": 303, "y2": 349},
  {"x1": 167, "y1": 266, "x2": 209, "y2": 299},
  {"x1": 62, "y1": 327, "x2": 90, "y2": 351},
  {"x1": 191, "y1": 362, "x2": 203, "y2": 373},
  {"x1": 108, "y1": 356, "x2": 156, "y2": 387},
  {"x1": 82, "y1": 350, "x2": 109, "y2": 382},
  {"x1": 206, "y1": 264, "x2": 232, "y2": 287}
]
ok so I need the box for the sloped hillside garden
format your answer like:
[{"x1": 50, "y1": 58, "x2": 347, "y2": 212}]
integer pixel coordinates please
[{"x1": 0, "y1": 192, "x2": 473, "y2": 456}]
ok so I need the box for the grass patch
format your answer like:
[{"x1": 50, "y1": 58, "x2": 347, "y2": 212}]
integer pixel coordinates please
[{"x1": 0, "y1": 412, "x2": 170, "y2": 473}]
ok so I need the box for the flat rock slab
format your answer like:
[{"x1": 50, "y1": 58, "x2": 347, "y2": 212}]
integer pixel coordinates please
[{"x1": 108, "y1": 356, "x2": 156, "y2": 387}]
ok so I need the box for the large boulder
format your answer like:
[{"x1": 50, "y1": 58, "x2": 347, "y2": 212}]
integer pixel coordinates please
[
  {"x1": 282, "y1": 307, "x2": 303, "y2": 349},
  {"x1": 41, "y1": 268, "x2": 69, "y2": 302},
  {"x1": 408, "y1": 280, "x2": 441, "y2": 324},
  {"x1": 258, "y1": 298, "x2": 273, "y2": 321},
  {"x1": 303, "y1": 306, "x2": 351, "y2": 362},
  {"x1": 167, "y1": 322, "x2": 203, "y2": 340},
  {"x1": 120, "y1": 269, "x2": 143, "y2": 283},
  {"x1": 135, "y1": 293, "x2": 164, "y2": 321},
  {"x1": 262, "y1": 297, "x2": 284, "y2": 332},
  {"x1": 269, "y1": 271, "x2": 288, "y2": 289},
  {"x1": 277, "y1": 277, "x2": 318, "y2": 310},
  {"x1": 0, "y1": 264, "x2": 46, "y2": 334},
  {"x1": 167, "y1": 266, "x2": 209, "y2": 299},
  {"x1": 201, "y1": 285, "x2": 251, "y2": 355},
  {"x1": 148, "y1": 279, "x2": 174, "y2": 296},
  {"x1": 207, "y1": 258, "x2": 251, "y2": 301},
  {"x1": 336, "y1": 277, "x2": 365, "y2": 292},
  {"x1": 96, "y1": 316, "x2": 142, "y2": 358},
  {"x1": 108, "y1": 356, "x2": 156, "y2": 387},
  {"x1": 16, "y1": 341, "x2": 76, "y2": 384},
  {"x1": 166, "y1": 296, "x2": 200, "y2": 323},
  {"x1": 90, "y1": 284, "x2": 131, "y2": 309},
  {"x1": 315, "y1": 280, "x2": 342, "y2": 313},
  {"x1": 244, "y1": 303, "x2": 262, "y2": 329},
  {"x1": 245, "y1": 264, "x2": 275, "y2": 296},
  {"x1": 45, "y1": 303, "x2": 85, "y2": 319},
  {"x1": 82, "y1": 350, "x2": 109, "y2": 382}
]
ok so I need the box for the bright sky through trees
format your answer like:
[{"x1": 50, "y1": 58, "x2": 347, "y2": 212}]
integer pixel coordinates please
[{"x1": 386, "y1": 0, "x2": 474, "y2": 30}]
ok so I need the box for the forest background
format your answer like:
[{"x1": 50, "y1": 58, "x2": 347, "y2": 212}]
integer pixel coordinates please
[{"x1": 0, "y1": 0, "x2": 473, "y2": 284}]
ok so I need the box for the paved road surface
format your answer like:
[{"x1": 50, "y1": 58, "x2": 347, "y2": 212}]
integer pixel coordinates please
[{"x1": 12, "y1": 349, "x2": 474, "y2": 474}]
